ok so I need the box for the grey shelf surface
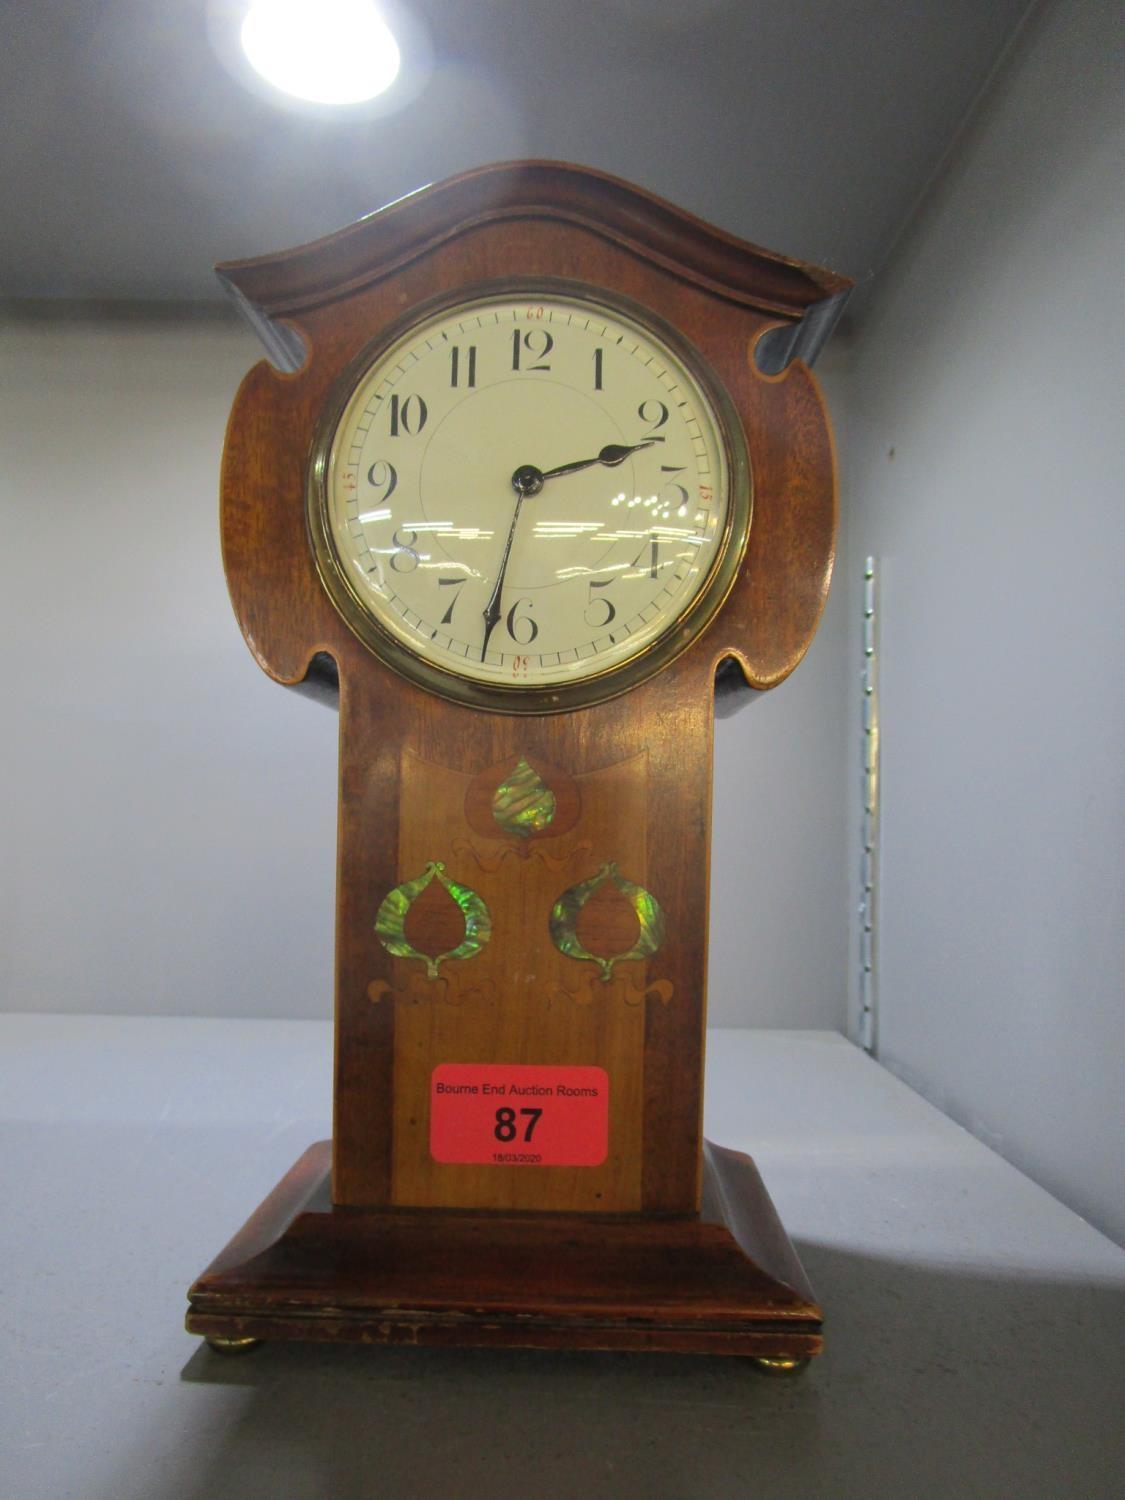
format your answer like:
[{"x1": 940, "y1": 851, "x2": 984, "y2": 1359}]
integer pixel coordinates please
[{"x1": 2, "y1": 1015, "x2": 1122, "y2": 1500}]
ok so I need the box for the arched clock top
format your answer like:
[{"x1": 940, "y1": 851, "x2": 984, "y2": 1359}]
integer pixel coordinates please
[{"x1": 217, "y1": 160, "x2": 850, "y2": 340}]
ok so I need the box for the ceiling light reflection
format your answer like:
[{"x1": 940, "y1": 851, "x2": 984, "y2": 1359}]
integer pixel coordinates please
[{"x1": 240, "y1": 0, "x2": 401, "y2": 105}]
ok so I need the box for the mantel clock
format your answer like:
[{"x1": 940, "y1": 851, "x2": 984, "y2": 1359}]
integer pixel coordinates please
[{"x1": 187, "y1": 162, "x2": 850, "y2": 1369}]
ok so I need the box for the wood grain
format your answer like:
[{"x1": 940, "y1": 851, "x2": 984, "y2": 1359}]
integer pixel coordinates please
[
  {"x1": 187, "y1": 1139, "x2": 823, "y2": 1358},
  {"x1": 217, "y1": 159, "x2": 850, "y2": 324},
  {"x1": 389, "y1": 744, "x2": 648, "y2": 1212}
]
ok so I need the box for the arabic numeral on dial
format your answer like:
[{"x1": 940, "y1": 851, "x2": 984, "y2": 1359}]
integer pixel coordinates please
[
  {"x1": 512, "y1": 328, "x2": 553, "y2": 372},
  {"x1": 365, "y1": 459, "x2": 398, "y2": 500},
  {"x1": 437, "y1": 576, "x2": 466, "y2": 624},
  {"x1": 638, "y1": 399, "x2": 669, "y2": 442},
  {"x1": 657, "y1": 463, "x2": 690, "y2": 514},
  {"x1": 505, "y1": 598, "x2": 538, "y2": 644},
  {"x1": 449, "y1": 345, "x2": 477, "y2": 388},
  {"x1": 389, "y1": 528, "x2": 420, "y2": 572},
  {"x1": 631, "y1": 535, "x2": 661, "y2": 580},
  {"x1": 388, "y1": 394, "x2": 428, "y2": 436},
  {"x1": 584, "y1": 578, "x2": 616, "y2": 627}
]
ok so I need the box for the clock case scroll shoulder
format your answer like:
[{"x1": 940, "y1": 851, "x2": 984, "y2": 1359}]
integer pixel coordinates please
[{"x1": 217, "y1": 159, "x2": 849, "y2": 716}]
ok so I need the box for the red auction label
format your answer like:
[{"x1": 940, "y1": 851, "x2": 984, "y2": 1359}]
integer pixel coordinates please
[{"x1": 430, "y1": 1064, "x2": 609, "y2": 1167}]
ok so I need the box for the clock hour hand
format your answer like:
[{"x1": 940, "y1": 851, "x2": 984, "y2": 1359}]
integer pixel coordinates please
[
  {"x1": 506, "y1": 441, "x2": 655, "y2": 500},
  {"x1": 539, "y1": 439, "x2": 656, "y2": 484}
]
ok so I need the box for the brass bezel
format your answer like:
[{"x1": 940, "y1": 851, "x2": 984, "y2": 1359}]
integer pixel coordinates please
[{"x1": 307, "y1": 278, "x2": 752, "y2": 715}]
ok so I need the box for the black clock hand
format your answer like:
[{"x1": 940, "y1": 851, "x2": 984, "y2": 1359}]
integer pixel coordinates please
[
  {"x1": 481, "y1": 467, "x2": 538, "y2": 659},
  {"x1": 543, "y1": 438, "x2": 656, "y2": 479},
  {"x1": 539, "y1": 439, "x2": 656, "y2": 484},
  {"x1": 506, "y1": 440, "x2": 656, "y2": 499}
]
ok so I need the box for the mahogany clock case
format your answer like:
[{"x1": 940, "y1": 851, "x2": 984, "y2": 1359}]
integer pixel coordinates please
[{"x1": 187, "y1": 162, "x2": 850, "y2": 1361}]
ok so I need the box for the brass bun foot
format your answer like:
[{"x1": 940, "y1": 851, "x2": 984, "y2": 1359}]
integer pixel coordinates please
[
  {"x1": 749, "y1": 1355, "x2": 810, "y2": 1377},
  {"x1": 205, "y1": 1335, "x2": 262, "y2": 1356}
]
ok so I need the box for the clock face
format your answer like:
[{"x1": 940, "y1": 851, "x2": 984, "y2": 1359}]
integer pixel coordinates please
[{"x1": 310, "y1": 284, "x2": 750, "y2": 710}]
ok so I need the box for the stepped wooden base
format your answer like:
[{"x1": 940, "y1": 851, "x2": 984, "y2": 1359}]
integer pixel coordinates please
[{"x1": 186, "y1": 1140, "x2": 822, "y2": 1360}]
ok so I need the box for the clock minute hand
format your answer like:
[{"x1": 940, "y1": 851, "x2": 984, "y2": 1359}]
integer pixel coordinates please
[
  {"x1": 539, "y1": 439, "x2": 656, "y2": 483},
  {"x1": 481, "y1": 468, "x2": 537, "y2": 659}
]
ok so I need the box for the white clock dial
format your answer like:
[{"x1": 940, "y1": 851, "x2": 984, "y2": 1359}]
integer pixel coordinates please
[{"x1": 313, "y1": 286, "x2": 748, "y2": 707}]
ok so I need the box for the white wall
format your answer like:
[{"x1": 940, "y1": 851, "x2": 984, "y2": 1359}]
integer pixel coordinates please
[
  {"x1": 711, "y1": 347, "x2": 851, "y2": 1026},
  {"x1": 844, "y1": 0, "x2": 1124, "y2": 1241},
  {"x1": 1, "y1": 317, "x2": 338, "y2": 1020},
  {"x1": 1, "y1": 316, "x2": 850, "y2": 1031}
]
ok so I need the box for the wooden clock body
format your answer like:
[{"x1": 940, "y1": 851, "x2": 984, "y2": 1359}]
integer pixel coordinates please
[{"x1": 187, "y1": 163, "x2": 849, "y2": 1362}]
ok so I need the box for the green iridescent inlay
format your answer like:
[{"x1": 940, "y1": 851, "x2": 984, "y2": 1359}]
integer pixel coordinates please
[
  {"x1": 374, "y1": 861, "x2": 491, "y2": 979},
  {"x1": 549, "y1": 861, "x2": 665, "y2": 981},
  {"x1": 491, "y1": 756, "x2": 557, "y2": 839}
]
